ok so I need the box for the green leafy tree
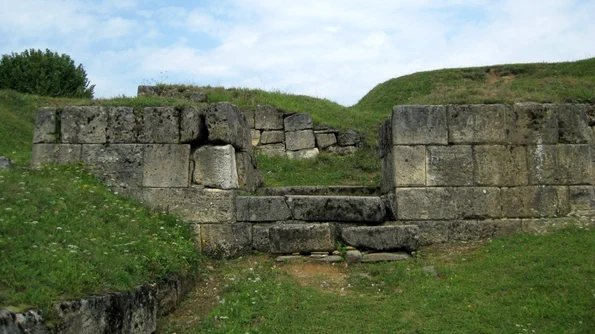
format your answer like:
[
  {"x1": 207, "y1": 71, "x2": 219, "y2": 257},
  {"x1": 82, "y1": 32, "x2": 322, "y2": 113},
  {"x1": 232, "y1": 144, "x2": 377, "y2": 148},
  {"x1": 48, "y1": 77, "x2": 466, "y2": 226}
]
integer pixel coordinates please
[{"x1": 0, "y1": 48, "x2": 95, "y2": 98}]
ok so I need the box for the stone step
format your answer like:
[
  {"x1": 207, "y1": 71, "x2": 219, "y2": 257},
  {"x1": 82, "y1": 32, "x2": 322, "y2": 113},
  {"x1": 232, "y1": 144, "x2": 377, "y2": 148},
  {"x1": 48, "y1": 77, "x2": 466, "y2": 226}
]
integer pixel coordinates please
[
  {"x1": 341, "y1": 225, "x2": 420, "y2": 252},
  {"x1": 251, "y1": 186, "x2": 379, "y2": 197}
]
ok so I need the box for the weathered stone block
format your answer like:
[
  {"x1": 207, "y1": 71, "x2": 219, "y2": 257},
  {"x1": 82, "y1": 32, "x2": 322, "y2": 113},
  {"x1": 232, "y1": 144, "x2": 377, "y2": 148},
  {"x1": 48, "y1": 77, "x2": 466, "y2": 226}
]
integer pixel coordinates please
[
  {"x1": 138, "y1": 107, "x2": 180, "y2": 143},
  {"x1": 394, "y1": 145, "x2": 426, "y2": 186},
  {"x1": 251, "y1": 129, "x2": 261, "y2": 146},
  {"x1": 269, "y1": 223, "x2": 335, "y2": 253},
  {"x1": 569, "y1": 186, "x2": 595, "y2": 216},
  {"x1": 200, "y1": 223, "x2": 252, "y2": 258},
  {"x1": 426, "y1": 145, "x2": 473, "y2": 186},
  {"x1": 474, "y1": 145, "x2": 528, "y2": 186},
  {"x1": 396, "y1": 188, "x2": 458, "y2": 220},
  {"x1": 527, "y1": 145, "x2": 592, "y2": 185},
  {"x1": 392, "y1": 221, "x2": 451, "y2": 245},
  {"x1": 252, "y1": 224, "x2": 274, "y2": 252},
  {"x1": 141, "y1": 187, "x2": 170, "y2": 211},
  {"x1": 205, "y1": 102, "x2": 251, "y2": 153},
  {"x1": 449, "y1": 220, "x2": 496, "y2": 241},
  {"x1": 143, "y1": 144, "x2": 190, "y2": 187},
  {"x1": 557, "y1": 104, "x2": 594, "y2": 144},
  {"x1": 61, "y1": 106, "x2": 108, "y2": 143},
  {"x1": 501, "y1": 186, "x2": 569, "y2": 218},
  {"x1": 337, "y1": 130, "x2": 361, "y2": 146},
  {"x1": 489, "y1": 219, "x2": 523, "y2": 237},
  {"x1": 326, "y1": 146, "x2": 357, "y2": 155},
  {"x1": 255, "y1": 143, "x2": 286, "y2": 157},
  {"x1": 392, "y1": 105, "x2": 447, "y2": 145},
  {"x1": 236, "y1": 196, "x2": 292, "y2": 221},
  {"x1": 315, "y1": 132, "x2": 337, "y2": 149},
  {"x1": 82, "y1": 144, "x2": 144, "y2": 187},
  {"x1": 254, "y1": 105, "x2": 284, "y2": 130},
  {"x1": 381, "y1": 151, "x2": 396, "y2": 193},
  {"x1": 287, "y1": 195, "x2": 386, "y2": 222},
  {"x1": 284, "y1": 113, "x2": 313, "y2": 131},
  {"x1": 286, "y1": 148, "x2": 319, "y2": 160},
  {"x1": 458, "y1": 187, "x2": 502, "y2": 219},
  {"x1": 341, "y1": 225, "x2": 419, "y2": 252},
  {"x1": 107, "y1": 107, "x2": 138, "y2": 143},
  {"x1": 169, "y1": 187, "x2": 236, "y2": 223},
  {"x1": 509, "y1": 103, "x2": 558, "y2": 144},
  {"x1": 244, "y1": 109, "x2": 255, "y2": 128},
  {"x1": 285, "y1": 130, "x2": 315, "y2": 151},
  {"x1": 180, "y1": 106, "x2": 205, "y2": 143},
  {"x1": 447, "y1": 104, "x2": 511, "y2": 144},
  {"x1": 235, "y1": 152, "x2": 264, "y2": 192},
  {"x1": 378, "y1": 120, "x2": 392, "y2": 158},
  {"x1": 33, "y1": 107, "x2": 59, "y2": 143},
  {"x1": 31, "y1": 144, "x2": 82, "y2": 169},
  {"x1": 260, "y1": 130, "x2": 285, "y2": 144},
  {"x1": 193, "y1": 145, "x2": 238, "y2": 189}
]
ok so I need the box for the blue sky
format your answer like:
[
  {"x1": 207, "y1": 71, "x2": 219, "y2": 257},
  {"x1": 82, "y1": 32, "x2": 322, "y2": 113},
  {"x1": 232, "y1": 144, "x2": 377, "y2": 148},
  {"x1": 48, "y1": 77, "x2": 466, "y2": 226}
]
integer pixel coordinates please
[{"x1": 1, "y1": 0, "x2": 594, "y2": 105}]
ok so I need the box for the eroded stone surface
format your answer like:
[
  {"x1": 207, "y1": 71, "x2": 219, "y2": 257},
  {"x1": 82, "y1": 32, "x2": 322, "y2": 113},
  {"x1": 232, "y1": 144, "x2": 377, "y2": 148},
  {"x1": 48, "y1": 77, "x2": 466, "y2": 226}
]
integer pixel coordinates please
[
  {"x1": 61, "y1": 106, "x2": 108, "y2": 144},
  {"x1": 315, "y1": 132, "x2": 337, "y2": 149},
  {"x1": 287, "y1": 195, "x2": 386, "y2": 222},
  {"x1": 284, "y1": 113, "x2": 313, "y2": 131},
  {"x1": 193, "y1": 145, "x2": 238, "y2": 189},
  {"x1": 31, "y1": 144, "x2": 82, "y2": 169},
  {"x1": 285, "y1": 130, "x2": 315, "y2": 151},
  {"x1": 254, "y1": 105, "x2": 284, "y2": 130},
  {"x1": 205, "y1": 102, "x2": 251, "y2": 153},
  {"x1": 82, "y1": 144, "x2": 143, "y2": 187},
  {"x1": 138, "y1": 107, "x2": 180, "y2": 143},
  {"x1": 392, "y1": 105, "x2": 447, "y2": 145},
  {"x1": 260, "y1": 131, "x2": 285, "y2": 144},
  {"x1": 169, "y1": 187, "x2": 236, "y2": 223},
  {"x1": 341, "y1": 225, "x2": 419, "y2": 251},
  {"x1": 235, "y1": 152, "x2": 264, "y2": 192},
  {"x1": 236, "y1": 196, "x2": 292, "y2": 221},
  {"x1": 143, "y1": 144, "x2": 190, "y2": 187},
  {"x1": 200, "y1": 223, "x2": 252, "y2": 258},
  {"x1": 426, "y1": 145, "x2": 473, "y2": 186},
  {"x1": 34, "y1": 107, "x2": 59, "y2": 143},
  {"x1": 474, "y1": 145, "x2": 528, "y2": 186},
  {"x1": 107, "y1": 107, "x2": 138, "y2": 143},
  {"x1": 269, "y1": 223, "x2": 335, "y2": 253}
]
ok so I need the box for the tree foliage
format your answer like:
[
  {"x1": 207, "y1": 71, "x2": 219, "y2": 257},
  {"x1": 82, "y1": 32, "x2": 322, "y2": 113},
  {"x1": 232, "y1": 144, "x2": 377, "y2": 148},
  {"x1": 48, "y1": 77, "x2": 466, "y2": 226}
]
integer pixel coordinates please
[{"x1": 0, "y1": 48, "x2": 95, "y2": 98}]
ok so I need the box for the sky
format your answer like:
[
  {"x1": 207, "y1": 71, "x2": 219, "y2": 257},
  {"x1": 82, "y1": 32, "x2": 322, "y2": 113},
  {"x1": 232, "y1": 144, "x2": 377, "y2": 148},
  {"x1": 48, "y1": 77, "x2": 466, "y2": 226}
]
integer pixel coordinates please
[{"x1": 1, "y1": 0, "x2": 594, "y2": 106}]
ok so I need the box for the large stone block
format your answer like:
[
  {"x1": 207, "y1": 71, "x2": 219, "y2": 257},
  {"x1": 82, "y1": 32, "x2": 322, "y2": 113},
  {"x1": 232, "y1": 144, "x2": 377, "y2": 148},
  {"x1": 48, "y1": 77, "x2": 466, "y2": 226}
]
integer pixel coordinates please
[
  {"x1": 82, "y1": 144, "x2": 144, "y2": 187},
  {"x1": 390, "y1": 221, "x2": 451, "y2": 245},
  {"x1": 31, "y1": 144, "x2": 82, "y2": 169},
  {"x1": 341, "y1": 225, "x2": 419, "y2": 252},
  {"x1": 61, "y1": 106, "x2": 108, "y2": 143},
  {"x1": 527, "y1": 145, "x2": 592, "y2": 185},
  {"x1": 394, "y1": 145, "x2": 426, "y2": 186},
  {"x1": 568, "y1": 186, "x2": 595, "y2": 216},
  {"x1": 33, "y1": 107, "x2": 59, "y2": 143},
  {"x1": 315, "y1": 132, "x2": 337, "y2": 149},
  {"x1": 447, "y1": 104, "x2": 511, "y2": 144},
  {"x1": 260, "y1": 130, "x2": 285, "y2": 144},
  {"x1": 381, "y1": 151, "x2": 396, "y2": 193},
  {"x1": 474, "y1": 145, "x2": 528, "y2": 186},
  {"x1": 107, "y1": 107, "x2": 138, "y2": 143},
  {"x1": 509, "y1": 103, "x2": 558, "y2": 144},
  {"x1": 193, "y1": 145, "x2": 239, "y2": 189},
  {"x1": 169, "y1": 187, "x2": 236, "y2": 223},
  {"x1": 557, "y1": 104, "x2": 594, "y2": 144},
  {"x1": 244, "y1": 109, "x2": 255, "y2": 128},
  {"x1": 396, "y1": 188, "x2": 458, "y2": 220},
  {"x1": 426, "y1": 145, "x2": 473, "y2": 186},
  {"x1": 254, "y1": 105, "x2": 284, "y2": 130},
  {"x1": 205, "y1": 102, "x2": 251, "y2": 153},
  {"x1": 392, "y1": 105, "x2": 448, "y2": 145},
  {"x1": 285, "y1": 130, "x2": 316, "y2": 151},
  {"x1": 252, "y1": 223, "x2": 274, "y2": 252},
  {"x1": 255, "y1": 143, "x2": 286, "y2": 157},
  {"x1": 143, "y1": 144, "x2": 190, "y2": 187},
  {"x1": 501, "y1": 186, "x2": 570, "y2": 218},
  {"x1": 457, "y1": 187, "x2": 502, "y2": 219},
  {"x1": 284, "y1": 113, "x2": 313, "y2": 131},
  {"x1": 180, "y1": 106, "x2": 206, "y2": 143},
  {"x1": 236, "y1": 196, "x2": 292, "y2": 221},
  {"x1": 138, "y1": 107, "x2": 180, "y2": 143},
  {"x1": 269, "y1": 223, "x2": 335, "y2": 253},
  {"x1": 286, "y1": 195, "x2": 386, "y2": 222},
  {"x1": 286, "y1": 148, "x2": 319, "y2": 160},
  {"x1": 235, "y1": 151, "x2": 264, "y2": 192},
  {"x1": 200, "y1": 223, "x2": 252, "y2": 258},
  {"x1": 378, "y1": 119, "x2": 392, "y2": 158},
  {"x1": 337, "y1": 130, "x2": 361, "y2": 146}
]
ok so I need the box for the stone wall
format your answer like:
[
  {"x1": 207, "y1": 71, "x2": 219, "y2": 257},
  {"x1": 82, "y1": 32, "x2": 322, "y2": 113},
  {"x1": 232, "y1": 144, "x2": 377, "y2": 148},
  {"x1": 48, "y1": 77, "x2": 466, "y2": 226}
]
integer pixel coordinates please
[{"x1": 379, "y1": 103, "x2": 595, "y2": 244}]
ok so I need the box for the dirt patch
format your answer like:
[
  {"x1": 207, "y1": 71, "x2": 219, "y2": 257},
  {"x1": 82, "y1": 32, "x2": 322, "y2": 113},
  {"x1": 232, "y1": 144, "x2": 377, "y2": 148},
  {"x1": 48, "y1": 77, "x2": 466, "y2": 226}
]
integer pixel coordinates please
[{"x1": 278, "y1": 262, "x2": 350, "y2": 295}]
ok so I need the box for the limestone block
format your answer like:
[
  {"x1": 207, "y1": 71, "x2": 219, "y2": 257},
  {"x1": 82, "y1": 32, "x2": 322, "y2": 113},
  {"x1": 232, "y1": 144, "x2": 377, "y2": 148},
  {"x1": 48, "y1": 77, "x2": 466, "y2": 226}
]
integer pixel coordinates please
[
  {"x1": 205, "y1": 102, "x2": 251, "y2": 153},
  {"x1": 82, "y1": 144, "x2": 144, "y2": 187},
  {"x1": 193, "y1": 145, "x2": 239, "y2": 189},
  {"x1": 286, "y1": 195, "x2": 386, "y2": 222},
  {"x1": 377, "y1": 120, "x2": 392, "y2": 158},
  {"x1": 326, "y1": 146, "x2": 357, "y2": 155},
  {"x1": 337, "y1": 130, "x2": 361, "y2": 146},
  {"x1": 255, "y1": 143, "x2": 286, "y2": 157},
  {"x1": 269, "y1": 223, "x2": 335, "y2": 253},
  {"x1": 252, "y1": 224, "x2": 274, "y2": 252},
  {"x1": 489, "y1": 219, "x2": 523, "y2": 237},
  {"x1": 254, "y1": 105, "x2": 284, "y2": 130},
  {"x1": 180, "y1": 106, "x2": 205, "y2": 143},
  {"x1": 260, "y1": 130, "x2": 285, "y2": 144},
  {"x1": 107, "y1": 107, "x2": 138, "y2": 143},
  {"x1": 557, "y1": 104, "x2": 594, "y2": 144},
  {"x1": 244, "y1": 110, "x2": 255, "y2": 128},
  {"x1": 509, "y1": 103, "x2": 558, "y2": 144},
  {"x1": 200, "y1": 223, "x2": 252, "y2": 258},
  {"x1": 251, "y1": 129, "x2": 261, "y2": 146},
  {"x1": 141, "y1": 187, "x2": 170, "y2": 211},
  {"x1": 33, "y1": 107, "x2": 59, "y2": 143},
  {"x1": 527, "y1": 145, "x2": 592, "y2": 185},
  {"x1": 286, "y1": 148, "x2": 319, "y2": 160},
  {"x1": 426, "y1": 145, "x2": 473, "y2": 186},
  {"x1": 236, "y1": 196, "x2": 292, "y2": 221},
  {"x1": 341, "y1": 225, "x2": 419, "y2": 252},
  {"x1": 392, "y1": 221, "x2": 451, "y2": 245},
  {"x1": 315, "y1": 132, "x2": 337, "y2": 149},
  {"x1": 392, "y1": 105, "x2": 447, "y2": 145},
  {"x1": 448, "y1": 221, "x2": 496, "y2": 241},
  {"x1": 235, "y1": 151, "x2": 264, "y2": 192},
  {"x1": 169, "y1": 187, "x2": 236, "y2": 223},
  {"x1": 143, "y1": 144, "x2": 190, "y2": 187},
  {"x1": 31, "y1": 144, "x2": 82, "y2": 169},
  {"x1": 285, "y1": 130, "x2": 315, "y2": 151},
  {"x1": 61, "y1": 106, "x2": 108, "y2": 143},
  {"x1": 381, "y1": 151, "x2": 396, "y2": 193},
  {"x1": 394, "y1": 145, "x2": 426, "y2": 186},
  {"x1": 447, "y1": 104, "x2": 511, "y2": 144},
  {"x1": 138, "y1": 107, "x2": 180, "y2": 143},
  {"x1": 501, "y1": 186, "x2": 570, "y2": 218},
  {"x1": 396, "y1": 188, "x2": 458, "y2": 220},
  {"x1": 284, "y1": 113, "x2": 313, "y2": 131},
  {"x1": 457, "y1": 187, "x2": 502, "y2": 219},
  {"x1": 474, "y1": 145, "x2": 528, "y2": 186},
  {"x1": 569, "y1": 186, "x2": 595, "y2": 216}
]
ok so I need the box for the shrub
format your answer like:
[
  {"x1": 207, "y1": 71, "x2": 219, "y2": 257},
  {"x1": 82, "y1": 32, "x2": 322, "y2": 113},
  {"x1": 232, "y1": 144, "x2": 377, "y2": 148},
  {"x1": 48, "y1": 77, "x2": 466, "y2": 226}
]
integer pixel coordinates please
[{"x1": 0, "y1": 48, "x2": 95, "y2": 98}]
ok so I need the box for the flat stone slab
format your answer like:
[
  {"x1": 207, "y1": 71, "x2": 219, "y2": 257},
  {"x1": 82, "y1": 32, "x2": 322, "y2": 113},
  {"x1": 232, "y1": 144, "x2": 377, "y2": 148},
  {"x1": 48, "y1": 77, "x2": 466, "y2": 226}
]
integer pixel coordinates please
[
  {"x1": 287, "y1": 195, "x2": 386, "y2": 222},
  {"x1": 275, "y1": 255, "x2": 302, "y2": 263},
  {"x1": 269, "y1": 223, "x2": 335, "y2": 254},
  {"x1": 310, "y1": 255, "x2": 343, "y2": 263},
  {"x1": 341, "y1": 225, "x2": 420, "y2": 252},
  {"x1": 236, "y1": 196, "x2": 292, "y2": 222},
  {"x1": 255, "y1": 186, "x2": 379, "y2": 196},
  {"x1": 33, "y1": 107, "x2": 59, "y2": 143},
  {"x1": 284, "y1": 113, "x2": 313, "y2": 131},
  {"x1": 361, "y1": 252, "x2": 412, "y2": 263}
]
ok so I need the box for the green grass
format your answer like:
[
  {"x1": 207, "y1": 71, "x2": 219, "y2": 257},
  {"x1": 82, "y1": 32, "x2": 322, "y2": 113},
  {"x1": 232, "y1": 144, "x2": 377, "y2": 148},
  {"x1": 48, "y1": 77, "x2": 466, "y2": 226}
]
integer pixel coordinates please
[{"x1": 161, "y1": 226, "x2": 595, "y2": 333}]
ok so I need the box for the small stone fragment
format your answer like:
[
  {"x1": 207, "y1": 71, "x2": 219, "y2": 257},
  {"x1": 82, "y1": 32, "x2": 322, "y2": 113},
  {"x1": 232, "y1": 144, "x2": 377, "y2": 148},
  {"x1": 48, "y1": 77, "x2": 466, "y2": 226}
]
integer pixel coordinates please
[
  {"x1": 344, "y1": 250, "x2": 363, "y2": 264},
  {"x1": 361, "y1": 252, "x2": 412, "y2": 263}
]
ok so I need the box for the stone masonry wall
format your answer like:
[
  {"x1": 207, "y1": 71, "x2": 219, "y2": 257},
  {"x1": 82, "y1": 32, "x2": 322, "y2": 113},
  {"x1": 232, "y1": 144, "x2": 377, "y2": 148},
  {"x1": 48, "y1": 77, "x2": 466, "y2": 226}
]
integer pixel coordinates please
[{"x1": 379, "y1": 103, "x2": 595, "y2": 244}]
